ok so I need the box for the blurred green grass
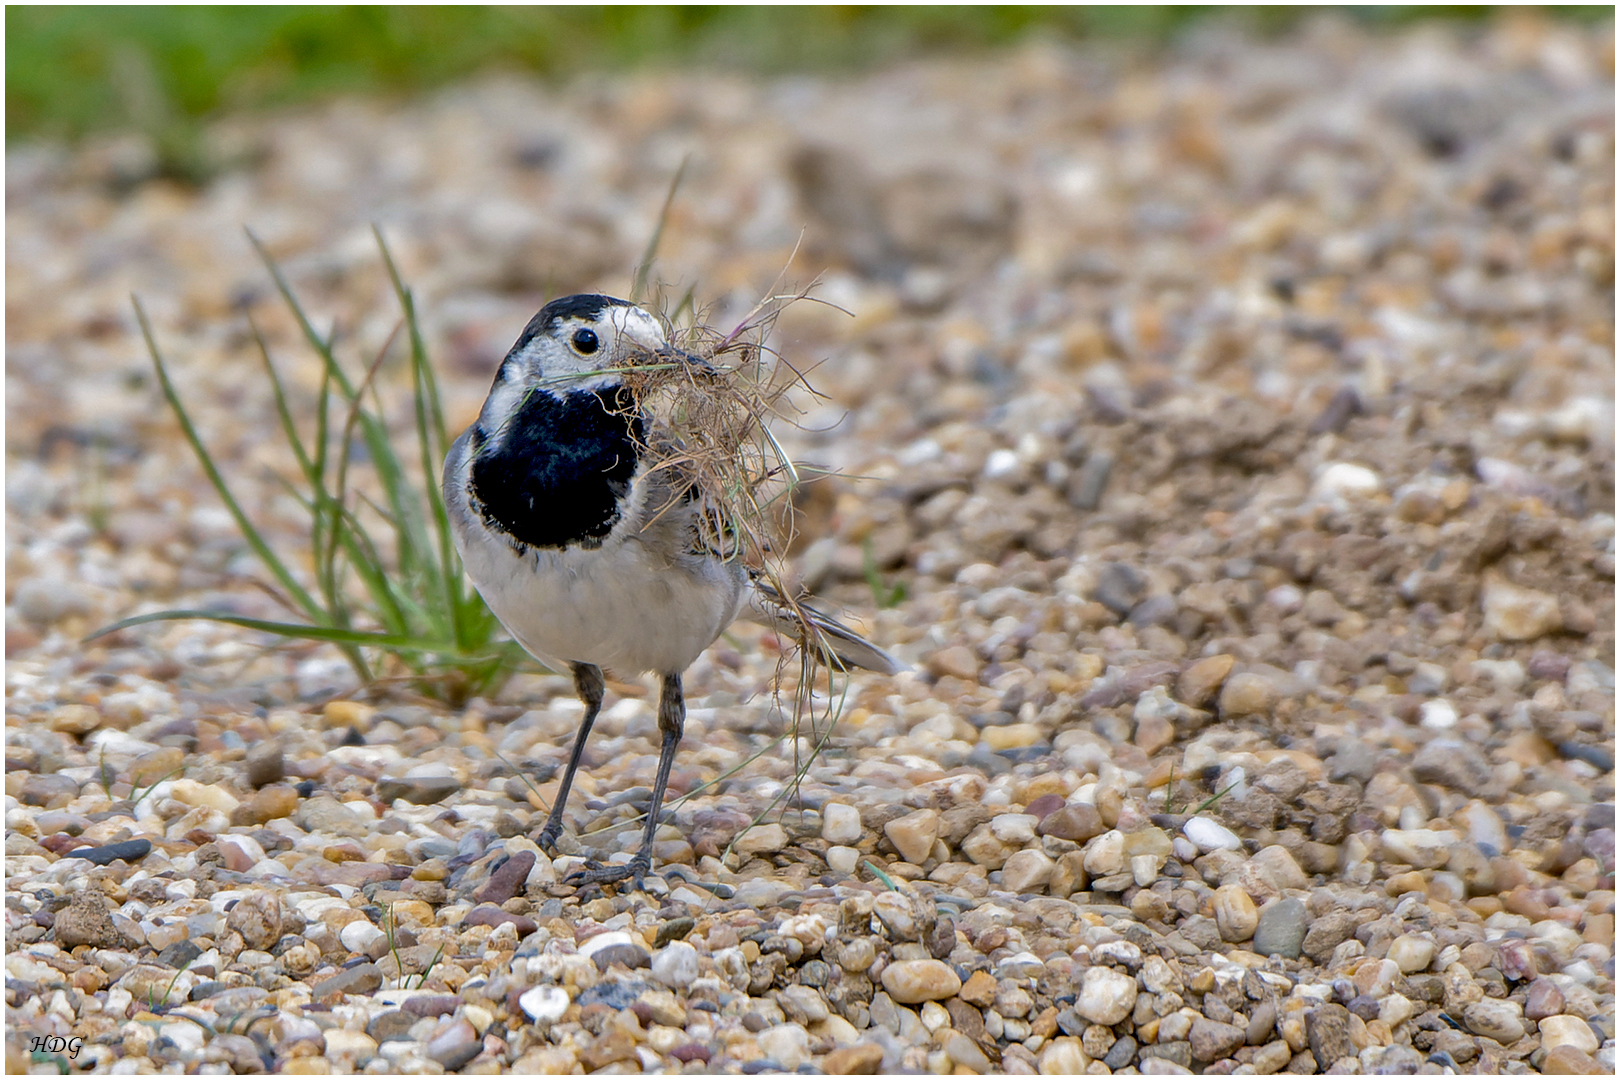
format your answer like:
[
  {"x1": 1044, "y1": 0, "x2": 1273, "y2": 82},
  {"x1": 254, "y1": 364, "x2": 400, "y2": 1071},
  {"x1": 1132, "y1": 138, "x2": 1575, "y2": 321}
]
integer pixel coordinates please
[{"x1": 8, "y1": 5, "x2": 1608, "y2": 146}]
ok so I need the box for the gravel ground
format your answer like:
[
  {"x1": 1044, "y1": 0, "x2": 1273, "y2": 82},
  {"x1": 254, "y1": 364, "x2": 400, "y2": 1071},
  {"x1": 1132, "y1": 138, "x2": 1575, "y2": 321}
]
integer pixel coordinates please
[{"x1": 5, "y1": 14, "x2": 1615, "y2": 1076}]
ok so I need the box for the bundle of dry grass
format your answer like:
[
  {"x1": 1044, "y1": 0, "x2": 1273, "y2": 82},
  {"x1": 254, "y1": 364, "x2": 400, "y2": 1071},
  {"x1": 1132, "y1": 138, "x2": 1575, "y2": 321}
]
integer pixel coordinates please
[{"x1": 609, "y1": 289, "x2": 860, "y2": 760}]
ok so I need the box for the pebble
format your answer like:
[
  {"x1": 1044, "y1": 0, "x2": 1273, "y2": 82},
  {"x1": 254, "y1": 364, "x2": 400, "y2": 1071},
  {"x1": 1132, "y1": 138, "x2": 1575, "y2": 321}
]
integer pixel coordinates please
[
  {"x1": 226, "y1": 891, "x2": 282, "y2": 951},
  {"x1": 1188, "y1": 1017, "x2": 1246, "y2": 1063},
  {"x1": 1524, "y1": 977, "x2": 1566, "y2": 1021},
  {"x1": 1481, "y1": 576, "x2": 1564, "y2": 641},
  {"x1": 245, "y1": 742, "x2": 286, "y2": 786},
  {"x1": 1304, "y1": 1005, "x2": 1355, "y2": 1071},
  {"x1": 1038, "y1": 802, "x2": 1104, "y2": 842},
  {"x1": 881, "y1": 960, "x2": 961, "y2": 1003},
  {"x1": 1038, "y1": 1037, "x2": 1090, "y2": 1074},
  {"x1": 1000, "y1": 849, "x2": 1054, "y2": 893},
  {"x1": 70, "y1": 838, "x2": 153, "y2": 866},
  {"x1": 1252, "y1": 898, "x2": 1308, "y2": 959},
  {"x1": 734, "y1": 822, "x2": 789, "y2": 857},
  {"x1": 53, "y1": 890, "x2": 122, "y2": 949},
  {"x1": 1184, "y1": 816, "x2": 1242, "y2": 853},
  {"x1": 757, "y1": 1024, "x2": 811, "y2": 1070},
  {"x1": 1313, "y1": 462, "x2": 1381, "y2": 499},
  {"x1": 823, "y1": 1044, "x2": 884, "y2": 1073},
  {"x1": 1074, "y1": 965, "x2": 1137, "y2": 1025},
  {"x1": 822, "y1": 802, "x2": 863, "y2": 844},
  {"x1": 1212, "y1": 883, "x2": 1259, "y2": 942},
  {"x1": 1463, "y1": 999, "x2": 1525, "y2": 1043},
  {"x1": 311, "y1": 963, "x2": 382, "y2": 999},
  {"x1": 1218, "y1": 672, "x2": 1277, "y2": 719},
  {"x1": 376, "y1": 769, "x2": 463, "y2": 806},
  {"x1": 1542, "y1": 1045, "x2": 1605, "y2": 1073},
  {"x1": 1539, "y1": 1014, "x2": 1600, "y2": 1055},
  {"x1": 883, "y1": 808, "x2": 940, "y2": 864},
  {"x1": 1178, "y1": 654, "x2": 1235, "y2": 707},
  {"x1": 474, "y1": 850, "x2": 535, "y2": 904},
  {"x1": 520, "y1": 985, "x2": 570, "y2": 1024}
]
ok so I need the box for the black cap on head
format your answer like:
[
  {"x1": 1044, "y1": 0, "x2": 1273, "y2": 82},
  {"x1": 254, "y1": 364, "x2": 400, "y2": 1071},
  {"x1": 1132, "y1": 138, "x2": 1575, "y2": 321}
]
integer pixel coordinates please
[{"x1": 510, "y1": 294, "x2": 630, "y2": 348}]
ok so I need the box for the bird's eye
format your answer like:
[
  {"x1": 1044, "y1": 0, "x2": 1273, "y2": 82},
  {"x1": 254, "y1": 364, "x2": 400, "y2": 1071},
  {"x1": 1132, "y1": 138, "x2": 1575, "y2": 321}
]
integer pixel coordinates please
[{"x1": 571, "y1": 328, "x2": 599, "y2": 355}]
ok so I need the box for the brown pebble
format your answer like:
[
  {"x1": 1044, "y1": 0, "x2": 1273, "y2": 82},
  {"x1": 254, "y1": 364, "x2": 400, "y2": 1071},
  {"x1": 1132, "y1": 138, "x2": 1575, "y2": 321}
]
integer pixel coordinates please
[
  {"x1": 245, "y1": 742, "x2": 285, "y2": 787},
  {"x1": 822, "y1": 1044, "x2": 884, "y2": 1074},
  {"x1": 1037, "y1": 803, "x2": 1103, "y2": 842},
  {"x1": 958, "y1": 969, "x2": 998, "y2": 1008},
  {"x1": 246, "y1": 783, "x2": 299, "y2": 824},
  {"x1": 1501, "y1": 886, "x2": 1553, "y2": 921},
  {"x1": 475, "y1": 850, "x2": 536, "y2": 905},
  {"x1": 226, "y1": 891, "x2": 282, "y2": 952},
  {"x1": 401, "y1": 994, "x2": 462, "y2": 1018},
  {"x1": 53, "y1": 890, "x2": 122, "y2": 949},
  {"x1": 1023, "y1": 793, "x2": 1065, "y2": 820},
  {"x1": 1542, "y1": 1045, "x2": 1605, "y2": 1074},
  {"x1": 1178, "y1": 654, "x2": 1235, "y2": 707},
  {"x1": 930, "y1": 644, "x2": 982, "y2": 681},
  {"x1": 464, "y1": 904, "x2": 538, "y2": 936}
]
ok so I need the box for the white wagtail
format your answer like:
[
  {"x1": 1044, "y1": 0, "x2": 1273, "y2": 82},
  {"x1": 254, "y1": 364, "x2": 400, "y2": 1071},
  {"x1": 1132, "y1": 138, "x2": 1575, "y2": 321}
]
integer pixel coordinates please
[{"x1": 444, "y1": 294, "x2": 899, "y2": 887}]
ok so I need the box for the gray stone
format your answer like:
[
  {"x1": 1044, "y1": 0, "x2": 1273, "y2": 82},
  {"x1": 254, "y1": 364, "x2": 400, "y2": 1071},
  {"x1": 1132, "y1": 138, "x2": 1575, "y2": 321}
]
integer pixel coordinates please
[
  {"x1": 367, "y1": 1011, "x2": 416, "y2": 1043},
  {"x1": 1102, "y1": 1035, "x2": 1137, "y2": 1070},
  {"x1": 1140, "y1": 1041, "x2": 1193, "y2": 1068},
  {"x1": 1461, "y1": 1000, "x2": 1523, "y2": 1044},
  {"x1": 54, "y1": 890, "x2": 123, "y2": 949},
  {"x1": 1304, "y1": 1005, "x2": 1354, "y2": 1072},
  {"x1": 1188, "y1": 1018, "x2": 1245, "y2": 1063},
  {"x1": 245, "y1": 743, "x2": 285, "y2": 787},
  {"x1": 311, "y1": 963, "x2": 382, "y2": 998},
  {"x1": 1301, "y1": 909, "x2": 1358, "y2": 964},
  {"x1": 1412, "y1": 739, "x2": 1496, "y2": 798},
  {"x1": 1094, "y1": 562, "x2": 1148, "y2": 616}
]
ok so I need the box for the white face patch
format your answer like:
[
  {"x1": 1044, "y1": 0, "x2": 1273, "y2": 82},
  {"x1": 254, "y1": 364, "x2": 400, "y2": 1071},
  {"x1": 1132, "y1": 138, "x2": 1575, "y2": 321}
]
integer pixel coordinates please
[
  {"x1": 479, "y1": 302, "x2": 670, "y2": 442},
  {"x1": 607, "y1": 305, "x2": 670, "y2": 355}
]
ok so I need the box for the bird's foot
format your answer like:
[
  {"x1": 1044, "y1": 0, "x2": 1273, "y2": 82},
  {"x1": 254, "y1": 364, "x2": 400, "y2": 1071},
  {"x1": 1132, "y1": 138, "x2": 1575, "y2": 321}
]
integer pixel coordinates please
[
  {"x1": 662, "y1": 865, "x2": 736, "y2": 899},
  {"x1": 533, "y1": 820, "x2": 565, "y2": 856},
  {"x1": 564, "y1": 852, "x2": 652, "y2": 892}
]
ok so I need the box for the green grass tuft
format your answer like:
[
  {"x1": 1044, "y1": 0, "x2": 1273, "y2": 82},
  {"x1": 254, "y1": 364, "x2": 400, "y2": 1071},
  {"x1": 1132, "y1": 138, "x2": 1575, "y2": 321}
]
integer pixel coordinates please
[{"x1": 89, "y1": 229, "x2": 530, "y2": 704}]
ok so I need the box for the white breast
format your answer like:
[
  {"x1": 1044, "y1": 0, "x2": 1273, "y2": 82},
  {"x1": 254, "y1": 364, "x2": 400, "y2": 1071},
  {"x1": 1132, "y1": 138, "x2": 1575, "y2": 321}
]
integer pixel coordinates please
[{"x1": 445, "y1": 434, "x2": 747, "y2": 676}]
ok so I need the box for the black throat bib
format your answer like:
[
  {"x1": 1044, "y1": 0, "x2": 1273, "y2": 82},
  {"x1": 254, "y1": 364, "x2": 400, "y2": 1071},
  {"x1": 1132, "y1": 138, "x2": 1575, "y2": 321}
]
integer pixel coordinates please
[{"x1": 469, "y1": 385, "x2": 643, "y2": 550}]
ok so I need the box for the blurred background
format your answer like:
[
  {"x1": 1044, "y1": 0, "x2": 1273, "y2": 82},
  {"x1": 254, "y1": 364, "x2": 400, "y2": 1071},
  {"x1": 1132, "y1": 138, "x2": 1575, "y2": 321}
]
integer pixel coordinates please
[{"x1": 9, "y1": 6, "x2": 1608, "y2": 161}]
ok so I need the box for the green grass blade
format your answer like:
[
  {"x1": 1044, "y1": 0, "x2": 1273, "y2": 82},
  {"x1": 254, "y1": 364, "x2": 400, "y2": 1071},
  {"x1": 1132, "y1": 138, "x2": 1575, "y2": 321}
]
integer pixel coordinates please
[
  {"x1": 132, "y1": 297, "x2": 326, "y2": 624},
  {"x1": 249, "y1": 229, "x2": 438, "y2": 599},
  {"x1": 86, "y1": 609, "x2": 456, "y2": 652},
  {"x1": 374, "y1": 227, "x2": 466, "y2": 645},
  {"x1": 630, "y1": 155, "x2": 688, "y2": 305}
]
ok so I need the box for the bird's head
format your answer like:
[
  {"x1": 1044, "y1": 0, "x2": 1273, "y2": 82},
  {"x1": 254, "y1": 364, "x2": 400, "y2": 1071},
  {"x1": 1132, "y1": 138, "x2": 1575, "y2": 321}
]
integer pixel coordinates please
[
  {"x1": 504, "y1": 295, "x2": 695, "y2": 385},
  {"x1": 477, "y1": 293, "x2": 708, "y2": 430}
]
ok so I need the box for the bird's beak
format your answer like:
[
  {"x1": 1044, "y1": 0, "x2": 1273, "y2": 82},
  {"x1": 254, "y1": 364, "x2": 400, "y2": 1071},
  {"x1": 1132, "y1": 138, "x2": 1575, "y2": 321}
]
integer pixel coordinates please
[{"x1": 657, "y1": 345, "x2": 715, "y2": 375}]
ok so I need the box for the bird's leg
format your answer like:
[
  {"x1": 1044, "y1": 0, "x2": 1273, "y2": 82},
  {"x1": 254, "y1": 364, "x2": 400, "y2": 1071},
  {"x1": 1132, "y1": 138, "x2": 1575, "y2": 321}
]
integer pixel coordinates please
[
  {"x1": 568, "y1": 671, "x2": 684, "y2": 889},
  {"x1": 535, "y1": 662, "x2": 605, "y2": 854}
]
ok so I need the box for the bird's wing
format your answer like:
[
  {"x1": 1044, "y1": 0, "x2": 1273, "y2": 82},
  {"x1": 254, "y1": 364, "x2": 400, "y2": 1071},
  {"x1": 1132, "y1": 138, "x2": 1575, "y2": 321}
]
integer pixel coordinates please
[{"x1": 745, "y1": 571, "x2": 905, "y2": 675}]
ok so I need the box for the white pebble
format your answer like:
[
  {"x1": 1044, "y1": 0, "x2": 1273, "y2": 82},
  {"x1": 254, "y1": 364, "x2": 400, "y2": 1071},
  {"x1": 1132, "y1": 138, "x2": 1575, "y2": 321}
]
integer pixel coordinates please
[
  {"x1": 821, "y1": 802, "x2": 863, "y2": 845},
  {"x1": 1183, "y1": 816, "x2": 1243, "y2": 853},
  {"x1": 1419, "y1": 699, "x2": 1458, "y2": 730},
  {"x1": 519, "y1": 985, "x2": 569, "y2": 1024},
  {"x1": 339, "y1": 920, "x2": 384, "y2": 953},
  {"x1": 983, "y1": 448, "x2": 1022, "y2": 480},
  {"x1": 826, "y1": 845, "x2": 860, "y2": 874},
  {"x1": 1313, "y1": 462, "x2": 1381, "y2": 499},
  {"x1": 757, "y1": 1024, "x2": 810, "y2": 1070},
  {"x1": 651, "y1": 940, "x2": 701, "y2": 988}
]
